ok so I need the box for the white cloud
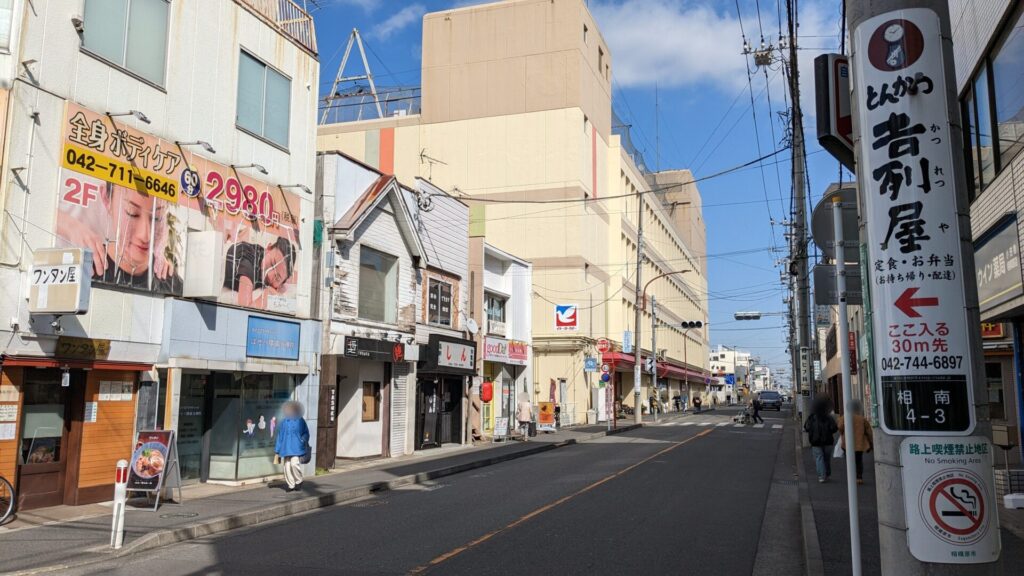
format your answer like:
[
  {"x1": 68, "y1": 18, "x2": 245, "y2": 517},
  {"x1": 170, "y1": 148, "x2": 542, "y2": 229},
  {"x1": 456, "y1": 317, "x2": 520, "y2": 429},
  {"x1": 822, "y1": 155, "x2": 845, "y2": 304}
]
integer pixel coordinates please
[
  {"x1": 591, "y1": 0, "x2": 839, "y2": 105},
  {"x1": 371, "y1": 4, "x2": 427, "y2": 39}
]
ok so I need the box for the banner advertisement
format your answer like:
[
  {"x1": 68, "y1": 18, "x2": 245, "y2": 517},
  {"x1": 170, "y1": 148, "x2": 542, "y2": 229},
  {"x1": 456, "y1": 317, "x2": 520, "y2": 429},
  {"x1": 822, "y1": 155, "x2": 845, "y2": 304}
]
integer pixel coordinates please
[
  {"x1": 127, "y1": 430, "x2": 173, "y2": 492},
  {"x1": 55, "y1": 103, "x2": 303, "y2": 314}
]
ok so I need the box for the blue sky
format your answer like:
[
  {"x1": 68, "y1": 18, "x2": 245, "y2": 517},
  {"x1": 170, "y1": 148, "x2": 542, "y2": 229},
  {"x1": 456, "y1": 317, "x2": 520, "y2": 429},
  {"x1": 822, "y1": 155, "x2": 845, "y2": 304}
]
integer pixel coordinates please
[{"x1": 308, "y1": 0, "x2": 849, "y2": 387}]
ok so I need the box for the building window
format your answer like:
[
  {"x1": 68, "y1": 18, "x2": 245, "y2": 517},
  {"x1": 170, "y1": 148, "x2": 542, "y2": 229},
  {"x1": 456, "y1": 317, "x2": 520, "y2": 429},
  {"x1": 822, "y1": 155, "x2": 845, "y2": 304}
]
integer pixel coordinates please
[
  {"x1": 359, "y1": 246, "x2": 398, "y2": 323},
  {"x1": 0, "y1": 0, "x2": 13, "y2": 51},
  {"x1": 583, "y1": 23, "x2": 588, "y2": 43},
  {"x1": 362, "y1": 382, "x2": 381, "y2": 422},
  {"x1": 961, "y1": 4, "x2": 1024, "y2": 201},
  {"x1": 991, "y1": 6, "x2": 1024, "y2": 169},
  {"x1": 82, "y1": 0, "x2": 169, "y2": 86},
  {"x1": 237, "y1": 50, "x2": 291, "y2": 148},
  {"x1": 598, "y1": 46, "x2": 605, "y2": 76},
  {"x1": 485, "y1": 294, "x2": 506, "y2": 325},
  {"x1": 427, "y1": 278, "x2": 453, "y2": 327}
]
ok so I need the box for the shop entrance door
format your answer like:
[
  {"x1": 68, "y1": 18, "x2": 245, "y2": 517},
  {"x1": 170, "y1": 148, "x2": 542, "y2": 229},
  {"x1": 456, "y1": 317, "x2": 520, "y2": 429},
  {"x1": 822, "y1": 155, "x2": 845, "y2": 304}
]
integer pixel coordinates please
[
  {"x1": 17, "y1": 370, "x2": 77, "y2": 509},
  {"x1": 438, "y1": 377, "x2": 461, "y2": 445},
  {"x1": 416, "y1": 379, "x2": 440, "y2": 450}
]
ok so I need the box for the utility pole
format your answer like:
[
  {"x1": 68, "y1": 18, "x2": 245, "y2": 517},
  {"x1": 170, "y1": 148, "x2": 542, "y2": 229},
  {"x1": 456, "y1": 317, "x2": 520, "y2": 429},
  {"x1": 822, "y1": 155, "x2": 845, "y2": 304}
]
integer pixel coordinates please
[
  {"x1": 651, "y1": 295, "x2": 658, "y2": 423},
  {"x1": 633, "y1": 190, "x2": 645, "y2": 425},
  {"x1": 847, "y1": 1, "x2": 1001, "y2": 573},
  {"x1": 786, "y1": 0, "x2": 811, "y2": 415}
]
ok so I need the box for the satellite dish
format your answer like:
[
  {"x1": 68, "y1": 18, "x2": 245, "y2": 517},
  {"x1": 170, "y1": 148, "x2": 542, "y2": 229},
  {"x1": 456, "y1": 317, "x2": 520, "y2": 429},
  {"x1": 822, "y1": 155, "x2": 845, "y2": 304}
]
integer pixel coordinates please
[{"x1": 466, "y1": 318, "x2": 479, "y2": 335}]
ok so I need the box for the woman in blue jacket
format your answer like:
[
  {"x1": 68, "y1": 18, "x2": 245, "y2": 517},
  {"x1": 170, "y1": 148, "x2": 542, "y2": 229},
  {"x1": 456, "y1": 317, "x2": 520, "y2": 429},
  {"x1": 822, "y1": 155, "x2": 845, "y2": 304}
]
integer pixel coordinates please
[{"x1": 274, "y1": 401, "x2": 310, "y2": 492}]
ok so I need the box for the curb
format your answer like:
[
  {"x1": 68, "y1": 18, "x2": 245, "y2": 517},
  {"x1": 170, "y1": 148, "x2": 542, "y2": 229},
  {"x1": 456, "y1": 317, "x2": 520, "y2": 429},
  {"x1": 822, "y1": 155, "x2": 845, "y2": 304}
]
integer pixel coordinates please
[
  {"x1": 10, "y1": 423, "x2": 643, "y2": 575},
  {"x1": 795, "y1": 425, "x2": 825, "y2": 576}
]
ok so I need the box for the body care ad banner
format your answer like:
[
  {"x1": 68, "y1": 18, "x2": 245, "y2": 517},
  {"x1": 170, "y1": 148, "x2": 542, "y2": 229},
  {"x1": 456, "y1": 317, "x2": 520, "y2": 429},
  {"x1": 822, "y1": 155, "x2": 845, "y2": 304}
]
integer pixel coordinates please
[{"x1": 55, "y1": 103, "x2": 303, "y2": 314}]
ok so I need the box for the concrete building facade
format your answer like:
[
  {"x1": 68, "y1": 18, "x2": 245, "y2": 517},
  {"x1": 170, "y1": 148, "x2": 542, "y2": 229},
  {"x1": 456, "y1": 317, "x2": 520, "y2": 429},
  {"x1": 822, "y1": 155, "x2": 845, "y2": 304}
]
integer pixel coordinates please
[{"x1": 316, "y1": 0, "x2": 709, "y2": 423}]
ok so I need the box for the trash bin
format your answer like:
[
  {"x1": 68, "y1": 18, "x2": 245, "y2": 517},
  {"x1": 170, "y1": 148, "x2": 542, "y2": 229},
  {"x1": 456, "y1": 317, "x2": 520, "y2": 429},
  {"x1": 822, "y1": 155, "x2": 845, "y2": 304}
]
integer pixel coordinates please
[{"x1": 586, "y1": 409, "x2": 597, "y2": 424}]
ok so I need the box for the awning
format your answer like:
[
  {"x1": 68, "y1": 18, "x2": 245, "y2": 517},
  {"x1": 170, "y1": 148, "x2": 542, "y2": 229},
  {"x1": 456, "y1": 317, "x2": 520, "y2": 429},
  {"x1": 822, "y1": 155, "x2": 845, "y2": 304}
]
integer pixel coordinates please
[
  {"x1": 1, "y1": 355, "x2": 153, "y2": 372},
  {"x1": 601, "y1": 352, "x2": 707, "y2": 382}
]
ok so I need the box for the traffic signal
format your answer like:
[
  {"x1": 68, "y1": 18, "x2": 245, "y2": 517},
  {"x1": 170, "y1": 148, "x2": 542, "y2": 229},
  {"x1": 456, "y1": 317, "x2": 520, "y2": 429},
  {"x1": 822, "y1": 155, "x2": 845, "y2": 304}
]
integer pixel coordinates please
[{"x1": 681, "y1": 320, "x2": 704, "y2": 329}]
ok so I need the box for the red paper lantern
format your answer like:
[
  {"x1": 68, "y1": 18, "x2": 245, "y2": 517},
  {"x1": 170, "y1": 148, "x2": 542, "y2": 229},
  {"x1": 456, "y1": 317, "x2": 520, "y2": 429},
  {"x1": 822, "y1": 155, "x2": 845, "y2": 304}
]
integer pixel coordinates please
[{"x1": 481, "y1": 381, "x2": 494, "y2": 403}]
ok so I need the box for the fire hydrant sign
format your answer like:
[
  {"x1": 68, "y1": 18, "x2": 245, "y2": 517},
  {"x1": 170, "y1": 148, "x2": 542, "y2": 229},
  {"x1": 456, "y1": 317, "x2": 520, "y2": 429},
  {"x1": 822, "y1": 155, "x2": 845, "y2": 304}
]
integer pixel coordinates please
[
  {"x1": 853, "y1": 8, "x2": 975, "y2": 435},
  {"x1": 900, "y1": 437, "x2": 1000, "y2": 563}
]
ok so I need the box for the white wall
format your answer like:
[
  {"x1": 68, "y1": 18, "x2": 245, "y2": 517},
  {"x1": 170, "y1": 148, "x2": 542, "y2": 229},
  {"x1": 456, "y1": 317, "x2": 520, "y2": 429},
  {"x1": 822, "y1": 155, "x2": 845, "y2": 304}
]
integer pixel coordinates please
[{"x1": 336, "y1": 357, "x2": 384, "y2": 458}]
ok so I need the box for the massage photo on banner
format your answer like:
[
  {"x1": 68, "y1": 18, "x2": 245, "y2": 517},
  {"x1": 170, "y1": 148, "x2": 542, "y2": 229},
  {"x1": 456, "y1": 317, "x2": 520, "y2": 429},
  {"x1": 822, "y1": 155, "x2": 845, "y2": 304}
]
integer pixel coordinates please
[{"x1": 54, "y1": 102, "x2": 303, "y2": 314}]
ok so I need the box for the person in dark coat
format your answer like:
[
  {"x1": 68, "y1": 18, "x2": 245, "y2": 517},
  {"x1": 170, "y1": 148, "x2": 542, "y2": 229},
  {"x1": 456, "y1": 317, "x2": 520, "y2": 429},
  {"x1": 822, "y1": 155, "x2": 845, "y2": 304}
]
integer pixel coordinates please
[{"x1": 803, "y1": 396, "x2": 838, "y2": 482}]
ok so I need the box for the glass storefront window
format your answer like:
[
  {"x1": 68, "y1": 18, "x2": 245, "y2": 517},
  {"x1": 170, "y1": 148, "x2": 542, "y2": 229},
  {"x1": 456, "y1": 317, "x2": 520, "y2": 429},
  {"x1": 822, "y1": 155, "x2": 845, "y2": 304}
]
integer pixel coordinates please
[
  {"x1": 19, "y1": 375, "x2": 65, "y2": 465},
  {"x1": 984, "y1": 362, "x2": 1005, "y2": 420},
  {"x1": 237, "y1": 373, "x2": 294, "y2": 479}
]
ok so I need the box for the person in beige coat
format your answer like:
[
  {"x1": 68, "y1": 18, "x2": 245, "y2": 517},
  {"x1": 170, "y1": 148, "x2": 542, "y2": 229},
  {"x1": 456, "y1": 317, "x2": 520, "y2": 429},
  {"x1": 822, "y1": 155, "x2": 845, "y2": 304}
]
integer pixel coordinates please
[
  {"x1": 838, "y1": 399, "x2": 874, "y2": 484},
  {"x1": 516, "y1": 396, "x2": 533, "y2": 441}
]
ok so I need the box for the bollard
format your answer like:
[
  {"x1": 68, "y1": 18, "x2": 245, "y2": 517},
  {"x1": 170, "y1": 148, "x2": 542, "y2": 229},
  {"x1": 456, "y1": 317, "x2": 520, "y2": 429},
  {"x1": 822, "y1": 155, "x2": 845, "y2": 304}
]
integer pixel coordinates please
[{"x1": 110, "y1": 459, "x2": 128, "y2": 549}]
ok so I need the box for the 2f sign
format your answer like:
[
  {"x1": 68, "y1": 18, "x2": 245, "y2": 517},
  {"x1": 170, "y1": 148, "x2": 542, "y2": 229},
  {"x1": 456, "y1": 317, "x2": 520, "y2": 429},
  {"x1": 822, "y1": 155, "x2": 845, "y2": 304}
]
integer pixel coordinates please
[{"x1": 853, "y1": 8, "x2": 976, "y2": 436}]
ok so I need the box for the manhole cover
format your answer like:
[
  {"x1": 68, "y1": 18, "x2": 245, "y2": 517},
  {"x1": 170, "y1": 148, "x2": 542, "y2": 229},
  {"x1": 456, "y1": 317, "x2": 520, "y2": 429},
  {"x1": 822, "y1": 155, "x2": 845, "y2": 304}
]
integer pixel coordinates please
[{"x1": 159, "y1": 512, "x2": 200, "y2": 519}]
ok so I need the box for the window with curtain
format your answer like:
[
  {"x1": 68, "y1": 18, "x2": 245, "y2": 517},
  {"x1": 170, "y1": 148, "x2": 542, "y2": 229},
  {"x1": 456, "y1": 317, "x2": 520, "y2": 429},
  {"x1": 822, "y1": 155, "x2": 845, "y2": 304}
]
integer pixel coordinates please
[
  {"x1": 237, "y1": 50, "x2": 291, "y2": 148},
  {"x1": 82, "y1": 0, "x2": 169, "y2": 86},
  {"x1": 358, "y1": 245, "x2": 398, "y2": 323}
]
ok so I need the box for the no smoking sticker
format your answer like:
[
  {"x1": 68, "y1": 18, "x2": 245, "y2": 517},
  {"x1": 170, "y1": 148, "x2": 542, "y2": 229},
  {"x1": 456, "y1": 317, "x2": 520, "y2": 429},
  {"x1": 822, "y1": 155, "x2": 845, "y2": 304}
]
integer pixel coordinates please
[
  {"x1": 900, "y1": 436, "x2": 1000, "y2": 563},
  {"x1": 920, "y1": 470, "x2": 988, "y2": 545}
]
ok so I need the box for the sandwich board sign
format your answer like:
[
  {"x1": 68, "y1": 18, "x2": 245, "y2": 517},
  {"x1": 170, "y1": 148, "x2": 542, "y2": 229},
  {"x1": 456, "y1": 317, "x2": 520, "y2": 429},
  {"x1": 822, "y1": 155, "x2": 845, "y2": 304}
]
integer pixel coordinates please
[
  {"x1": 126, "y1": 430, "x2": 182, "y2": 510},
  {"x1": 900, "y1": 437, "x2": 1000, "y2": 563}
]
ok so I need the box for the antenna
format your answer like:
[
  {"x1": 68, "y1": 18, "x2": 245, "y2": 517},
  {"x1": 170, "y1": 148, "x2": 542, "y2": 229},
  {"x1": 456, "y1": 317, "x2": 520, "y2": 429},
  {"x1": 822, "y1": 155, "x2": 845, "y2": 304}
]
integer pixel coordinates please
[{"x1": 320, "y1": 28, "x2": 383, "y2": 124}]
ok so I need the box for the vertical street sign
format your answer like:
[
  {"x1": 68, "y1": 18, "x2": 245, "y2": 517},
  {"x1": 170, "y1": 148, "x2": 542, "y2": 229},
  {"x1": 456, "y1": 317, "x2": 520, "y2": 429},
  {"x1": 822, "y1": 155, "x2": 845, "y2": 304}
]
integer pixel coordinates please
[{"x1": 853, "y1": 9, "x2": 975, "y2": 436}]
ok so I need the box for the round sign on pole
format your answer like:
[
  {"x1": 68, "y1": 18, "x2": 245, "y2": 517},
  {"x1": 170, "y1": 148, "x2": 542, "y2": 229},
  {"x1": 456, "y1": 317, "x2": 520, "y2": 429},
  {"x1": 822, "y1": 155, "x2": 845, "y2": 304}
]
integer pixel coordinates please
[
  {"x1": 601, "y1": 363, "x2": 611, "y2": 373},
  {"x1": 921, "y1": 470, "x2": 989, "y2": 545},
  {"x1": 596, "y1": 338, "x2": 611, "y2": 354}
]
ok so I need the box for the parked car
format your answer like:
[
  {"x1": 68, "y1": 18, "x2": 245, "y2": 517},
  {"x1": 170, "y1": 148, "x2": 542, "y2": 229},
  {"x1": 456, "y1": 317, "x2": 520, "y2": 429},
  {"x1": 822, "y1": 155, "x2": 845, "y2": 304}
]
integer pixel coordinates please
[{"x1": 759, "y1": 390, "x2": 783, "y2": 411}]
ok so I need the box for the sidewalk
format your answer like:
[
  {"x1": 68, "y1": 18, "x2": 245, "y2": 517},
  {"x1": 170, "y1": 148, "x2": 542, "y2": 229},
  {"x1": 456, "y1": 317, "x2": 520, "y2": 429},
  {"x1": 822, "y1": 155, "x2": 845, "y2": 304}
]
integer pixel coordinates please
[
  {"x1": 799, "y1": 439, "x2": 1024, "y2": 575},
  {"x1": 0, "y1": 421, "x2": 640, "y2": 575}
]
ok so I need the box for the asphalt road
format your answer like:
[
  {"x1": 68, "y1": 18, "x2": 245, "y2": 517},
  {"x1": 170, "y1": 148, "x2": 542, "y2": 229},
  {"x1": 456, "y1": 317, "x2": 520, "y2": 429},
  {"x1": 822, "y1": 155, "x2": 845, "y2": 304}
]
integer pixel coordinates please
[{"x1": 64, "y1": 408, "x2": 792, "y2": 576}]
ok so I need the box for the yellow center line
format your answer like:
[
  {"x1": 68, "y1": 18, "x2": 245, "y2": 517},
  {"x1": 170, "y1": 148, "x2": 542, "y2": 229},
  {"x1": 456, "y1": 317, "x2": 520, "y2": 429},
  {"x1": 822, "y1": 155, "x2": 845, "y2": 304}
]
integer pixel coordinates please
[{"x1": 407, "y1": 428, "x2": 715, "y2": 575}]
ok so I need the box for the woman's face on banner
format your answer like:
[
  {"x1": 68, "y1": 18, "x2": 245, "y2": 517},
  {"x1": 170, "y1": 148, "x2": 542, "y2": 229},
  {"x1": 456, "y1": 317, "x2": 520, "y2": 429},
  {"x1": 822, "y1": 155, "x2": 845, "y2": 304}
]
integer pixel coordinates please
[
  {"x1": 261, "y1": 243, "x2": 291, "y2": 291},
  {"x1": 105, "y1": 187, "x2": 165, "y2": 274}
]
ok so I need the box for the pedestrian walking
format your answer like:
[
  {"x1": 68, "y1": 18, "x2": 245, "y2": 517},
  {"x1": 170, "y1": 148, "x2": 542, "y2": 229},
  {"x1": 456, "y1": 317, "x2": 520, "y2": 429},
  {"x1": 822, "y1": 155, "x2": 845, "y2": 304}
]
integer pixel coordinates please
[
  {"x1": 751, "y1": 394, "x2": 765, "y2": 424},
  {"x1": 837, "y1": 399, "x2": 874, "y2": 484},
  {"x1": 803, "y1": 396, "x2": 838, "y2": 482},
  {"x1": 517, "y1": 396, "x2": 533, "y2": 441},
  {"x1": 274, "y1": 401, "x2": 310, "y2": 492},
  {"x1": 693, "y1": 395, "x2": 703, "y2": 414}
]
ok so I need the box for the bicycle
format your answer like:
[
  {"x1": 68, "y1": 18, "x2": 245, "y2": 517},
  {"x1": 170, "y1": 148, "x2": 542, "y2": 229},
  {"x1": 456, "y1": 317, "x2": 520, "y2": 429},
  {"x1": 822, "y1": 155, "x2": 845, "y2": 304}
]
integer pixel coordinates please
[{"x1": 0, "y1": 473, "x2": 13, "y2": 525}]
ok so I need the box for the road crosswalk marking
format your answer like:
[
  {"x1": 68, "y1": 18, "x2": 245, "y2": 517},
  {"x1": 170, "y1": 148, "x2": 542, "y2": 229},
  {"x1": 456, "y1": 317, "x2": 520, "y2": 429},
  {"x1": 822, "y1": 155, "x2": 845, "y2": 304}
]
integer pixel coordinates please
[
  {"x1": 753, "y1": 423, "x2": 765, "y2": 428},
  {"x1": 772, "y1": 424, "x2": 783, "y2": 429},
  {"x1": 716, "y1": 422, "x2": 729, "y2": 427},
  {"x1": 699, "y1": 422, "x2": 713, "y2": 426},
  {"x1": 682, "y1": 422, "x2": 695, "y2": 426},
  {"x1": 733, "y1": 423, "x2": 745, "y2": 428}
]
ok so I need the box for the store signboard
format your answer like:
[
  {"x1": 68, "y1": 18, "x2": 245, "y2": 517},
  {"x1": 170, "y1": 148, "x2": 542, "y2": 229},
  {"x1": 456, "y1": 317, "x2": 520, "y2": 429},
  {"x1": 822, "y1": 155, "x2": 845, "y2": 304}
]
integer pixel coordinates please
[
  {"x1": 854, "y1": 9, "x2": 975, "y2": 435},
  {"x1": 974, "y1": 217, "x2": 1022, "y2": 313},
  {"x1": 28, "y1": 248, "x2": 91, "y2": 314},
  {"x1": 483, "y1": 336, "x2": 508, "y2": 363},
  {"x1": 507, "y1": 340, "x2": 528, "y2": 366},
  {"x1": 438, "y1": 339, "x2": 474, "y2": 371},
  {"x1": 246, "y1": 316, "x2": 301, "y2": 360},
  {"x1": 344, "y1": 337, "x2": 402, "y2": 363},
  {"x1": 56, "y1": 102, "x2": 304, "y2": 314}
]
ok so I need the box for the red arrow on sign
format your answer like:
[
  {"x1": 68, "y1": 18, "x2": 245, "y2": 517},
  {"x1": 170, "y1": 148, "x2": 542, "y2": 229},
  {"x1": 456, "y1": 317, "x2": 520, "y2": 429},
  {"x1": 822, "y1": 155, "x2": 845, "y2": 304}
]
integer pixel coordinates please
[{"x1": 895, "y1": 287, "x2": 939, "y2": 318}]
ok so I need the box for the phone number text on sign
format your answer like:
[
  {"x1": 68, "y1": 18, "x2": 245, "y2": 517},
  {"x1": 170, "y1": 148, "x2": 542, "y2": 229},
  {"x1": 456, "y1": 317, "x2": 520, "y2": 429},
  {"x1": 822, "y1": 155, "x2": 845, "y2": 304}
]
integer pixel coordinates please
[{"x1": 63, "y1": 144, "x2": 178, "y2": 203}]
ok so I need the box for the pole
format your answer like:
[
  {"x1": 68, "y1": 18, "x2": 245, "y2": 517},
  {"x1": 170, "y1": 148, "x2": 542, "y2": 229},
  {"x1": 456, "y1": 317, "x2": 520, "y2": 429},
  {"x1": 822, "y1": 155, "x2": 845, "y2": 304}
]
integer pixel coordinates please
[
  {"x1": 847, "y1": 1, "x2": 999, "y2": 573},
  {"x1": 787, "y1": 0, "x2": 811, "y2": 417},
  {"x1": 651, "y1": 295, "x2": 658, "y2": 423},
  {"x1": 834, "y1": 197, "x2": 862, "y2": 576},
  {"x1": 633, "y1": 190, "x2": 645, "y2": 425},
  {"x1": 110, "y1": 459, "x2": 128, "y2": 549}
]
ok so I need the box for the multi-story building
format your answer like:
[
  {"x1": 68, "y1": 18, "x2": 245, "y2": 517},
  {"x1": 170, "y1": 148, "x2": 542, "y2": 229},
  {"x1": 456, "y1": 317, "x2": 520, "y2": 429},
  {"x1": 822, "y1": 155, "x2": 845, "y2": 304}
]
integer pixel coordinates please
[
  {"x1": 953, "y1": 0, "x2": 1024, "y2": 469},
  {"x1": 0, "y1": 0, "x2": 320, "y2": 508},
  {"x1": 316, "y1": 0, "x2": 709, "y2": 423}
]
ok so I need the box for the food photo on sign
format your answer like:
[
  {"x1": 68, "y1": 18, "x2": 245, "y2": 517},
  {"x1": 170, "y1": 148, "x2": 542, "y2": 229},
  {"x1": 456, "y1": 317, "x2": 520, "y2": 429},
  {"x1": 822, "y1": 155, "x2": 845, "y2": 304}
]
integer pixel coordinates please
[{"x1": 54, "y1": 103, "x2": 303, "y2": 314}]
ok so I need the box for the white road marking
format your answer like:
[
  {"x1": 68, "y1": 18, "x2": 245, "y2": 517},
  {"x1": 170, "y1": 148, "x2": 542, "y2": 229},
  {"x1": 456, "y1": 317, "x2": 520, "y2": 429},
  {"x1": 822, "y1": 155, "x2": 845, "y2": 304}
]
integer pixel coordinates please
[
  {"x1": 734, "y1": 423, "x2": 746, "y2": 428},
  {"x1": 699, "y1": 422, "x2": 713, "y2": 427},
  {"x1": 772, "y1": 424, "x2": 783, "y2": 429},
  {"x1": 716, "y1": 422, "x2": 729, "y2": 427},
  {"x1": 753, "y1": 424, "x2": 765, "y2": 429},
  {"x1": 682, "y1": 422, "x2": 696, "y2": 427}
]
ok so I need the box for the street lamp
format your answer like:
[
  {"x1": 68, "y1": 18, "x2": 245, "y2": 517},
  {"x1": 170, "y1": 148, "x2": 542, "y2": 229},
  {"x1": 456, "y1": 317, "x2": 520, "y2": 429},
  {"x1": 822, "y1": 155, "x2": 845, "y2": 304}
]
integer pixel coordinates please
[
  {"x1": 634, "y1": 269, "x2": 691, "y2": 424},
  {"x1": 107, "y1": 110, "x2": 150, "y2": 124}
]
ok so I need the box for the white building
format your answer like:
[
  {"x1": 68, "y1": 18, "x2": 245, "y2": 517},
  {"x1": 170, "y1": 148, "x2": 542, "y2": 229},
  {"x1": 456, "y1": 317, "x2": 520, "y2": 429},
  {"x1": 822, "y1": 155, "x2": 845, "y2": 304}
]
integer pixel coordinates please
[
  {"x1": 316, "y1": 151, "x2": 423, "y2": 460},
  {"x1": 473, "y1": 240, "x2": 533, "y2": 434},
  {"x1": 0, "y1": 0, "x2": 321, "y2": 507}
]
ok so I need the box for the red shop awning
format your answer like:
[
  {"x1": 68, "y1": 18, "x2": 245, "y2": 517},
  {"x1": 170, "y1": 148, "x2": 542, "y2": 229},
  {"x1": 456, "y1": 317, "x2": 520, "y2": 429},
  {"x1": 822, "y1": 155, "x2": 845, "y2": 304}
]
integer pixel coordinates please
[
  {"x1": 1, "y1": 355, "x2": 153, "y2": 372},
  {"x1": 601, "y1": 352, "x2": 707, "y2": 383}
]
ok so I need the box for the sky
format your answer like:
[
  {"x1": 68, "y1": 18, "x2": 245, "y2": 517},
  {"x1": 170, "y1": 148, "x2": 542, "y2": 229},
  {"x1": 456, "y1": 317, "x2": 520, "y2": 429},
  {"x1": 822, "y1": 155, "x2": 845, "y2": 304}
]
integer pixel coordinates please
[{"x1": 306, "y1": 0, "x2": 851, "y2": 388}]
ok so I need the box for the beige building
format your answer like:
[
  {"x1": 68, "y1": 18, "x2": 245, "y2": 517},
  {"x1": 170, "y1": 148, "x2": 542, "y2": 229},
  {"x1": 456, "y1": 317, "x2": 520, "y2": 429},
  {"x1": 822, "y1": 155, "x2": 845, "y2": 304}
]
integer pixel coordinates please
[{"x1": 317, "y1": 0, "x2": 709, "y2": 422}]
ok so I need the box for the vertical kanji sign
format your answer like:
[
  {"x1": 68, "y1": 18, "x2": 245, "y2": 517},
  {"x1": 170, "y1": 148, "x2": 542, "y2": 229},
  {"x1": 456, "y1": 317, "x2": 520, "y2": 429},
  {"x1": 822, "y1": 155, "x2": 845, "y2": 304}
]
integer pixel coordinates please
[{"x1": 854, "y1": 9, "x2": 975, "y2": 435}]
